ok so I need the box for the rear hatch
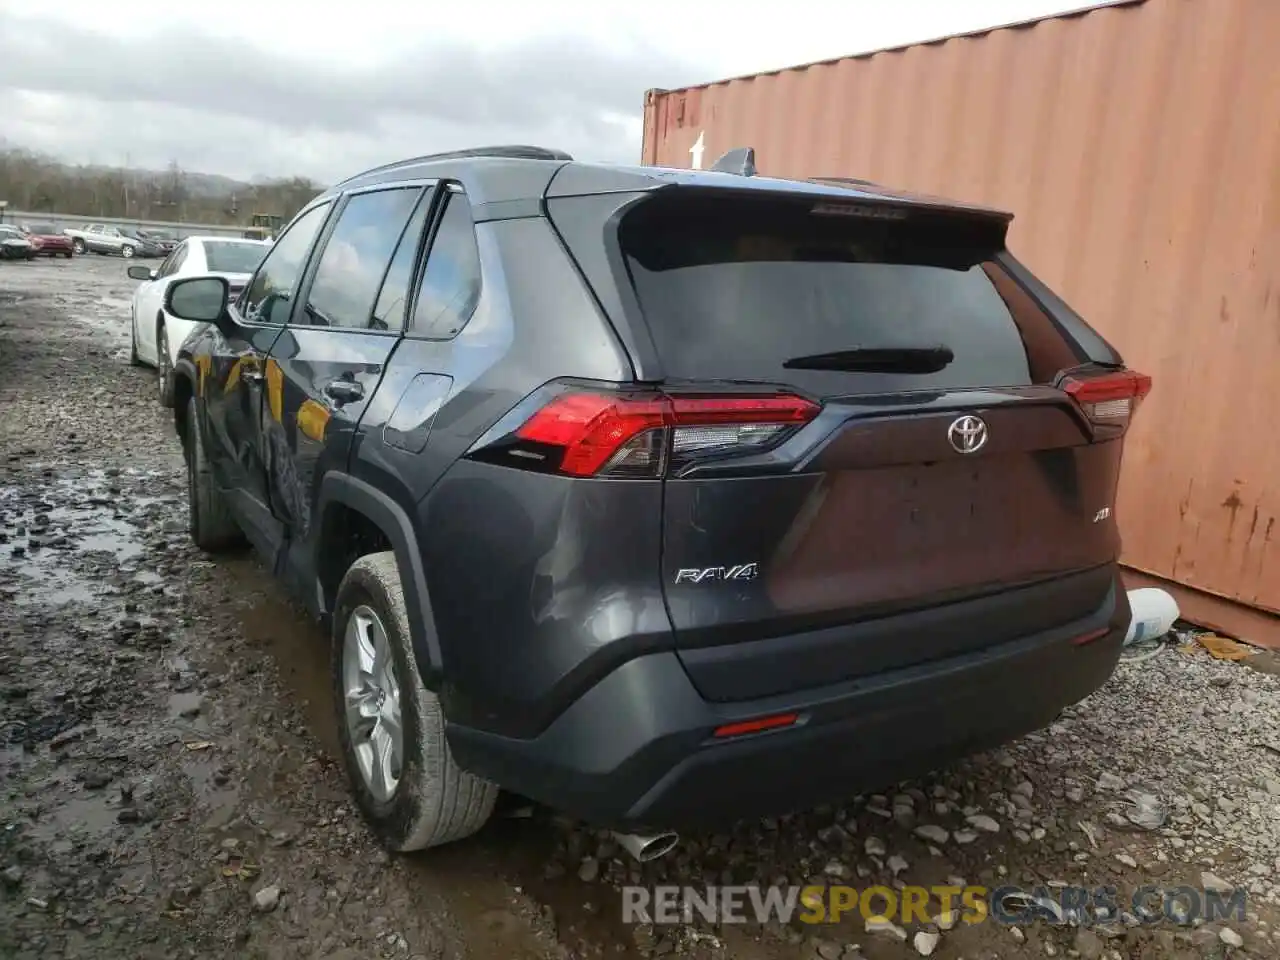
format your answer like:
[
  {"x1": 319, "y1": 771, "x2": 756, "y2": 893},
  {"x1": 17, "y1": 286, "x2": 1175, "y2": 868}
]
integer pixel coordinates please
[{"x1": 589, "y1": 189, "x2": 1145, "y2": 701}]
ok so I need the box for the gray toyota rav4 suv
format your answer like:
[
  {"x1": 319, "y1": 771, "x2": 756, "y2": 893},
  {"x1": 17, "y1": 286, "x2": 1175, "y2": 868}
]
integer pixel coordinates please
[{"x1": 161, "y1": 145, "x2": 1149, "y2": 858}]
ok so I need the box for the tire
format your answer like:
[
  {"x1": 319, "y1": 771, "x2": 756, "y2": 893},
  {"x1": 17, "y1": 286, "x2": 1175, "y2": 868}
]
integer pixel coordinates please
[
  {"x1": 128, "y1": 309, "x2": 144, "y2": 367},
  {"x1": 72, "y1": 239, "x2": 85, "y2": 254},
  {"x1": 156, "y1": 320, "x2": 175, "y2": 407},
  {"x1": 122, "y1": 245, "x2": 135, "y2": 259},
  {"x1": 333, "y1": 553, "x2": 497, "y2": 852},
  {"x1": 184, "y1": 396, "x2": 243, "y2": 552},
  {"x1": 63, "y1": 251, "x2": 73, "y2": 259}
]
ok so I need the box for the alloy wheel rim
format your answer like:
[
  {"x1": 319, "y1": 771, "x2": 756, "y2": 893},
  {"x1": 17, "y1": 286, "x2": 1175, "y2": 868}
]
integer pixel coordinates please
[{"x1": 342, "y1": 605, "x2": 404, "y2": 803}]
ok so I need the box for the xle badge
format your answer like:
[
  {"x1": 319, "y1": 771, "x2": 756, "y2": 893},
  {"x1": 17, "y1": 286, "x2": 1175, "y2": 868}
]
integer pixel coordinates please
[{"x1": 674, "y1": 563, "x2": 760, "y2": 585}]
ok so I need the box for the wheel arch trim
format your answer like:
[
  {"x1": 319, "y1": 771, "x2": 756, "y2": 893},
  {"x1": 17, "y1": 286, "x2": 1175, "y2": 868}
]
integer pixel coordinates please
[{"x1": 317, "y1": 472, "x2": 443, "y2": 689}]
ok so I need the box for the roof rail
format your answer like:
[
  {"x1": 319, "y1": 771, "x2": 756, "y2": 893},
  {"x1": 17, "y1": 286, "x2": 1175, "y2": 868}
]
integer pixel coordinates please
[
  {"x1": 337, "y1": 146, "x2": 573, "y2": 185},
  {"x1": 710, "y1": 147, "x2": 757, "y2": 177}
]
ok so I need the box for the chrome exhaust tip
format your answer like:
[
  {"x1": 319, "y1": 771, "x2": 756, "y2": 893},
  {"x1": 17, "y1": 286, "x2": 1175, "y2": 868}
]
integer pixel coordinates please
[{"x1": 612, "y1": 830, "x2": 679, "y2": 863}]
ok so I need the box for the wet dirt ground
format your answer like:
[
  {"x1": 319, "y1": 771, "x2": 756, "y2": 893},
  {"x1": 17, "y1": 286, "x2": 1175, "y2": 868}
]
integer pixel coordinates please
[{"x1": 2, "y1": 254, "x2": 1279, "y2": 960}]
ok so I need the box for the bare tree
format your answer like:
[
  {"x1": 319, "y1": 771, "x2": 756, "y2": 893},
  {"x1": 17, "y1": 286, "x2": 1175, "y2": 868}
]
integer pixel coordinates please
[{"x1": 0, "y1": 146, "x2": 323, "y2": 225}]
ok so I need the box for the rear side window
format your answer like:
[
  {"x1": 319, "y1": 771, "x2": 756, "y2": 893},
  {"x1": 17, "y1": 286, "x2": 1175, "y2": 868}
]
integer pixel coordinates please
[
  {"x1": 619, "y1": 194, "x2": 1080, "y2": 395},
  {"x1": 410, "y1": 190, "x2": 482, "y2": 340}
]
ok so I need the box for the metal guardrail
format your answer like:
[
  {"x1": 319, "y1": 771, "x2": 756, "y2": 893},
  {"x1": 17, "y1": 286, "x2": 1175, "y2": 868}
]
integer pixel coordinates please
[{"x1": 0, "y1": 208, "x2": 250, "y2": 239}]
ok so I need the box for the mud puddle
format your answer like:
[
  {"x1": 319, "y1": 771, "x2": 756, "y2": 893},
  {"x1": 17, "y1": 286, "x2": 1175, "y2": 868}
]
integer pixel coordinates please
[{"x1": 0, "y1": 473, "x2": 177, "y2": 608}]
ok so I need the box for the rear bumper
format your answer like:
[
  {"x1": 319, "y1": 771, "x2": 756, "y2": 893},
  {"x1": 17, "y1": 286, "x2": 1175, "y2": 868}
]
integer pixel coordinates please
[{"x1": 447, "y1": 576, "x2": 1129, "y2": 830}]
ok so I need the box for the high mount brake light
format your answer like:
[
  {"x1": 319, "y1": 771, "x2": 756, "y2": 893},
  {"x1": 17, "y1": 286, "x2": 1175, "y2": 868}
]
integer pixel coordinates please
[
  {"x1": 512, "y1": 391, "x2": 820, "y2": 478},
  {"x1": 1062, "y1": 370, "x2": 1152, "y2": 423}
]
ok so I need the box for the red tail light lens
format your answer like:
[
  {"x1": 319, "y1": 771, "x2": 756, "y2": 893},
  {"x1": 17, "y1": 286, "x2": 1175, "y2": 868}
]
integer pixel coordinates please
[
  {"x1": 1062, "y1": 369, "x2": 1152, "y2": 424},
  {"x1": 511, "y1": 391, "x2": 820, "y2": 478}
]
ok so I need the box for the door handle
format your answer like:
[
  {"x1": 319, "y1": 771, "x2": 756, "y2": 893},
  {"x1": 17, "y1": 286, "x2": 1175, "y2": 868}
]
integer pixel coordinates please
[{"x1": 324, "y1": 379, "x2": 364, "y2": 403}]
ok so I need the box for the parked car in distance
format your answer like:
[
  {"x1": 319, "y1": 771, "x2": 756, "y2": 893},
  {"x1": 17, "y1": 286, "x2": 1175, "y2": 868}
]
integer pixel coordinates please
[
  {"x1": 62, "y1": 223, "x2": 159, "y2": 258},
  {"x1": 137, "y1": 229, "x2": 179, "y2": 256},
  {"x1": 21, "y1": 223, "x2": 75, "y2": 259},
  {"x1": 128, "y1": 236, "x2": 270, "y2": 407},
  {"x1": 160, "y1": 144, "x2": 1151, "y2": 860},
  {"x1": 0, "y1": 225, "x2": 34, "y2": 260}
]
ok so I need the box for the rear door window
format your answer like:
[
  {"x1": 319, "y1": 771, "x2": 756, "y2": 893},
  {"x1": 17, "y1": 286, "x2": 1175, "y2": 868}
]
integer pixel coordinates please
[
  {"x1": 303, "y1": 186, "x2": 424, "y2": 330},
  {"x1": 409, "y1": 189, "x2": 482, "y2": 340},
  {"x1": 618, "y1": 193, "x2": 1080, "y2": 396}
]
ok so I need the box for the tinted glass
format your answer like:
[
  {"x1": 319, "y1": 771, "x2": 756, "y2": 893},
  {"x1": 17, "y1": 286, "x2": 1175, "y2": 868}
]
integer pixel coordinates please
[
  {"x1": 30, "y1": 224, "x2": 56, "y2": 234},
  {"x1": 410, "y1": 192, "x2": 482, "y2": 339},
  {"x1": 620, "y1": 194, "x2": 1079, "y2": 396},
  {"x1": 304, "y1": 187, "x2": 423, "y2": 329},
  {"x1": 241, "y1": 203, "x2": 330, "y2": 325},
  {"x1": 204, "y1": 241, "x2": 268, "y2": 274},
  {"x1": 370, "y1": 193, "x2": 431, "y2": 331}
]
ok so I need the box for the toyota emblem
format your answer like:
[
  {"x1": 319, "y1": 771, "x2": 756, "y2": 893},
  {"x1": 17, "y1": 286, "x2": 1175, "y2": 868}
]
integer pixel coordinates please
[{"x1": 947, "y1": 415, "x2": 988, "y2": 454}]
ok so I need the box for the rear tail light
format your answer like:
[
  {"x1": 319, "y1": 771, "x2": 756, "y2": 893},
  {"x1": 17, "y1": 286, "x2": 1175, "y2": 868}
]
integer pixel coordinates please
[
  {"x1": 1062, "y1": 369, "x2": 1152, "y2": 425},
  {"x1": 480, "y1": 388, "x2": 820, "y2": 478}
]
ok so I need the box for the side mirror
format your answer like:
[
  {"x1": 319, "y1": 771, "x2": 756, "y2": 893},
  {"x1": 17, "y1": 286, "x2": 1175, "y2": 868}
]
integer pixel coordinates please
[
  {"x1": 166, "y1": 276, "x2": 231, "y2": 331},
  {"x1": 127, "y1": 265, "x2": 155, "y2": 281}
]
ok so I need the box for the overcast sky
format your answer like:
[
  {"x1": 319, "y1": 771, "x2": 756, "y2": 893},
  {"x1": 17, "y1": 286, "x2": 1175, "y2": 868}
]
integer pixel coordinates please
[{"x1": 0, "y1": 0, "x2": 1108, "y2": 184}]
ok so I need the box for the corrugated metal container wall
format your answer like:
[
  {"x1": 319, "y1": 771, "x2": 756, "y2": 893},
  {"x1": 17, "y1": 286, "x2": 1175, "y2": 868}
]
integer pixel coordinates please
[{"x1": 642, "y1": 0, "x2": 1280, "y2": 631}]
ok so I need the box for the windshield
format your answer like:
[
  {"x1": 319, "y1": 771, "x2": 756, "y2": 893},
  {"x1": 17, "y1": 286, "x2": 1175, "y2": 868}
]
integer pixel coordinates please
[
  {"x1": 29, "y1": 224, "x2": 57, "y2": 234},
  {"x1": 0, "y1": 226, "x2": 24, "y2": 238},
  {"x1": 204, "y1": 241, "x2": 267, "y2": 274}
]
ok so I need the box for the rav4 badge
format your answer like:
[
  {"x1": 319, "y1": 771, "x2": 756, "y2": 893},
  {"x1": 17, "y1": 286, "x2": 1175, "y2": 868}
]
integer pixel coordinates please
[{"x1": 674, "y1": 563, "x2": 760, "y2": 585}]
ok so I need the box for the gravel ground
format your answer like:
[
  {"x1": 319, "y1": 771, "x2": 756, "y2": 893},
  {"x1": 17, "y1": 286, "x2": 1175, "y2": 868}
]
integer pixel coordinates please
[{"x1": 2, "y1": 254, "x2": 1279, "y2": 960}]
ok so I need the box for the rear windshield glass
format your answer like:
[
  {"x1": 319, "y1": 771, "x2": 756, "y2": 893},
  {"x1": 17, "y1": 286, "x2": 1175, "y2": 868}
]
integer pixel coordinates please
[
  {"x1": 619, "y1": 194, "x2": 1080, "y2": 395},
  {"x1": 30, "y1": 225, "x2": 57, "y2": 234},
  {"x1": 204, "y1": 241, "x2": 267, "y2": 274}
]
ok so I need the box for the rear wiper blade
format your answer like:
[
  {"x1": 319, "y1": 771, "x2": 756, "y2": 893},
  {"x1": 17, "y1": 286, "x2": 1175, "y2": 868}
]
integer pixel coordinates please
[{"x1": 783, "y1": 346, "x2": 955, "y2": 374}]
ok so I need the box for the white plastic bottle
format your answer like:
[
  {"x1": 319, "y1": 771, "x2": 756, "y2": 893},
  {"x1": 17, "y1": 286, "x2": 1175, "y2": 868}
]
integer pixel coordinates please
[{"x1": 1124, "y1": 588, "x2": 1179, "y2": 646}]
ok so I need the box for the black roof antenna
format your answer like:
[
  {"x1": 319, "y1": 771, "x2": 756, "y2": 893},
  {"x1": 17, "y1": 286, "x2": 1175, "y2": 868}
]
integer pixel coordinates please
[{"x1": 710, "y1": 147, "x2": 757, "y2": 177}]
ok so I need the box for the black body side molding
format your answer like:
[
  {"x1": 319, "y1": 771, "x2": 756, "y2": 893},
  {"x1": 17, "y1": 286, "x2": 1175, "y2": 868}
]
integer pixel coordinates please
[{"x1": 317, "y1": 472, "x2": 443, "y2": 689}]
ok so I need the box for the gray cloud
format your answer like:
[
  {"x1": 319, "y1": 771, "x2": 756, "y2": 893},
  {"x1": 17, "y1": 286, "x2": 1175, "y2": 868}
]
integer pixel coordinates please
[{"x1": 0, "y1": 12, "x2": 707, "y2": 182}]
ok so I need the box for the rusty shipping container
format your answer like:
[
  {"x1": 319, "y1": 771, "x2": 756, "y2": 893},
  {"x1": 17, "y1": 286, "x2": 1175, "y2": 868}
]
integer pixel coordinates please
[{"x1": 640, "y1": 0, "x2": 1280, "y2": 645}]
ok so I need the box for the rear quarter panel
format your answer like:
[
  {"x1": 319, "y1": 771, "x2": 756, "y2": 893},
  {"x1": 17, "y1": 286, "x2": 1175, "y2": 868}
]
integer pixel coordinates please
[{"x1": 344, "y1": 215, "x2": 656, "y2": 735}]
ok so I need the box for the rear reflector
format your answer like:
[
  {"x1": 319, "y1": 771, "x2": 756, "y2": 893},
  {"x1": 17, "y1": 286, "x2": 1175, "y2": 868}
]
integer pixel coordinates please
[
  {"x1": 1062, "y1": 370, "x2": 1152, "y2": 423},
  {"x1": 713, "y1": 713, "x2": 799, "y2": 738},
  {"x1": 1071, "y1": 627, "x2": 1111, "y2": 647},
  {"x1": 512, "y1": 392, "x2": 820, "y2": 478}
]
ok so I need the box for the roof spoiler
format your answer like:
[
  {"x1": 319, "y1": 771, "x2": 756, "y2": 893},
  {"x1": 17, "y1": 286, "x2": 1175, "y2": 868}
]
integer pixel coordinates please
[{"x1": 710, "y1": 147, "x2": 756, "y2": 177}]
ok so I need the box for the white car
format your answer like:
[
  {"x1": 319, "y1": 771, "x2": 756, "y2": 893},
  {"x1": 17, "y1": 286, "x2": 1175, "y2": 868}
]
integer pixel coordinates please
[{"x1": 128, "y1": 236, "x2": 270, "y2": 406}]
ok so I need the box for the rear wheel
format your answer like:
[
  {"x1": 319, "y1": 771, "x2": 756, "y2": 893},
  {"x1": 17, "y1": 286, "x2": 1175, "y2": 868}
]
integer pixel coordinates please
[
  {"x1": 121, "y1": 245, "x2": 135, "y2": 259},
  {"x1": 184, "y1": 396, "x2": 243, "y2": 552},
  {"x1": 156, "y1": 320, "x2": 175, "y2": 407},
  {"x1": 63, "y1": 251, "x2": 73, "y2": 259},
  {"x1": 333, "y1": 552, "x2": 497, "y2": 851}
]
